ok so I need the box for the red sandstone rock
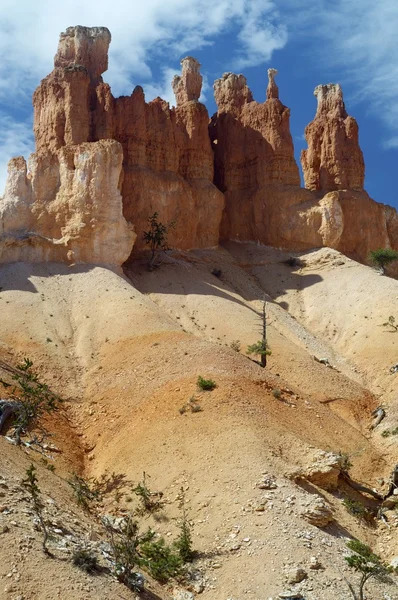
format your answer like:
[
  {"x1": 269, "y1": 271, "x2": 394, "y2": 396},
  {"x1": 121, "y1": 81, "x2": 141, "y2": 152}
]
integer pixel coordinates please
[
  {"x1": 211, "y1": 69, "x2": 301, "y2": 243},
  {"x1": 55, "y1": 26, "x2": 111, "y2": 81},
  {"x1": 2, "y1": 25, "x2": 398, "y2": 268},
  {"x1": 301, "y1": 84, "x2": 365, "y2": 191},
  {"x1": 172, "y1": 57, "x2": 202, "y2": 106},
  {"x1": 213, "y1": 72, "x2": 253, "y2": 117},
  {"x1": 0, "y1": 140, "x2": 135, "y2": 265}
]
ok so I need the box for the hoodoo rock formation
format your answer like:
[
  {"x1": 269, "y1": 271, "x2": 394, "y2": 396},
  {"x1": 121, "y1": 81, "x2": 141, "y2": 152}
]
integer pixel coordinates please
[
  {"x1": 0, "y1": 25, "x2": 397, "y2": 267},
  {"x1": 0, "y1": 140, "x2": 134, "y2": 265},
  {"x1": 301, "y1": 84, "x2": 365, "y2": 192}
]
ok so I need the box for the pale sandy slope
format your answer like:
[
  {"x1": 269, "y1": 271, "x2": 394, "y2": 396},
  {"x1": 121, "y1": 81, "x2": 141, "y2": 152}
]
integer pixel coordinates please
[{"x1": 0, "y1": 249, "x2": 397, "y2": 600}]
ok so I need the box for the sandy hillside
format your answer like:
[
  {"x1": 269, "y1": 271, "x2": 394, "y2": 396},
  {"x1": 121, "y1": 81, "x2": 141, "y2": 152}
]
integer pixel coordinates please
[{"x1": 1, "y1": 247, "x2": 398, "y2": 599}]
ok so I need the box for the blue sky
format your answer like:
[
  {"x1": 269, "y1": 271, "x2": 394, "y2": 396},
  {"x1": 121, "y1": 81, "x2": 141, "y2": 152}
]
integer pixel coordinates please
[{"x1": 0, "y1": 0, "x2": 397, "y2": 209}]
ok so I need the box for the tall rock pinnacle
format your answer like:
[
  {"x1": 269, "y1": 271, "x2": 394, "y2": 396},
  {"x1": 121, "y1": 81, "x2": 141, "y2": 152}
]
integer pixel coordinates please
[
  {"x1": 55, "y1": 25, "x2": 111, "y2": 81},
  {"x1": 301, "y1": 83, "x2": 365, "y2": 192},
  {"x1": 266, "y1": 68, "x2": 279, "y2": 99},
  {"x1": 213, "y1": 73, "x2": 253, "y2": 116},
  {"x1": 172, "y1": 57, "x2": 202, "y2": 106}
]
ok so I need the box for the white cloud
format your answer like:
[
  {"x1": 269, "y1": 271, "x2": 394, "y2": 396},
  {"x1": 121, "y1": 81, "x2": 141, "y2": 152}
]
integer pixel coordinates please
[
  {"x1": 283, "y1": 0, "x2": 398, "y2": 146},
  {"x1": 235, "y1": 0, "x2": 287, "y2": 69},
  {"x1": 0, "y1": 114, "x2": 34, "y2": 195},
  {"x1": 0, "y1": 0, "x2": 288, "y2": 187},
  {"x1": 0, "y1": 0, "x2": 286, "y2": 99}
]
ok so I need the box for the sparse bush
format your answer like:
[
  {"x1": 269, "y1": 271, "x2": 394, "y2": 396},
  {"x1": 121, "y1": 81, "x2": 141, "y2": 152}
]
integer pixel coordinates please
[
  {"x1": 382, "y1": 315, "x2": 398, "y2": 332},
  {"x1": 143, "y1": 212, "x2": 175, "y2": 270},
  {"x1": 342, "y1": 498, "x2": 374, "y2": 522},
  {"x1": 0, "y1": 358, "x2": 62, "y2": 444},
  {"x1": 104, "y1": 515, "x2": 146, "y2": 591},
  {"x1": 72, "y1": 548, "x2": 99, "y2": 573},
  {"x1": 132, "y1": 472, "x2": 163, "y2": 513},
  {"x1": 344, "y1": 539, "x2": 393, "y2": 600},
  {"x1": 382, "y1": 429, "x2": 391, "y2": 438},
  {"x1": 139, "y1": 535, "x2": 182, "y2": 583},
  {"x1": 197, "y1": 376, "x2": 216, "y2": 391},
  {"x1": 337, "y1": 452, "x2": 353, "y2": 472},
  {"x1": 230, "y1": 339, "x2": 241, "y2": 352},
  {"x1": 22, "y1": 464, "x2": 50, "y2": 554},
  {"x1": 272, "y1": 388, "x2": 282, "y2": 399},
  {"x1": 179, "y1": 396, "x2": 202, "y2": 414},
  {"x1": 68, "y1": 473, "x2": 102, "y2": 511},
  {"x1": 369, "y1": 248, "x2": 398, "y2": 275},
  {"x1": 174, "y1": 488, "x2": 194, "y2": 563}
]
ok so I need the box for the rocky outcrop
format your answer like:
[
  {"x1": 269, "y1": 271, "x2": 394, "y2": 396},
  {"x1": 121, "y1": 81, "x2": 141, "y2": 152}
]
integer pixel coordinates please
[
  {"x1": 30, "y1": 26, "x2": 224, "y2": 257},
  {"x1": 172, "y1": 57, "x2": 202, "y2": 106},
  {"x1": 211, "y1": 69, "x2": 306, "y2": 244},
  {"x1": 211, "y1": 69, "x2": 397, "y2": 263},
  {"x1": 300, "y1": 497, "x2": 334, "y2": 527},
  {"x1": 301, "y1": 84, "x2": 365, "y2": 192},
  {"x1": 1, "y1": 25, "x2": 398, "y2": 267},
  {"x1": 34, "y1": 26, "x2": 111, "y2": 153},
  {"x1": 0, "y1": 140, "x2": 135, "y2": 265}
]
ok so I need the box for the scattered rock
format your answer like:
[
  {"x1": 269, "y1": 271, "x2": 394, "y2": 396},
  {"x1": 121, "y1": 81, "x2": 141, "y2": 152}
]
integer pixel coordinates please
[
  {"x1": 301, "y1": 497, "x2": 333, "y2": 527},
  {"x1": 285, "y1": 566, "x2": 307, "y2": 584}
]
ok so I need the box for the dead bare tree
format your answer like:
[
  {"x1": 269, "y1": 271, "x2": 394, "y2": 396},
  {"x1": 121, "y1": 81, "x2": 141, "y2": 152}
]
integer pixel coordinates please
[{"x1": 247, "y1": 299, "x2": 271, "y2": 368}]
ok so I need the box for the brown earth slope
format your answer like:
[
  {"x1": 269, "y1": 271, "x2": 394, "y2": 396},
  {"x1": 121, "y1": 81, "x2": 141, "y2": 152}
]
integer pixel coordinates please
[{"x1": 0, "y1": 246, "x2": 398, "y2": 599}]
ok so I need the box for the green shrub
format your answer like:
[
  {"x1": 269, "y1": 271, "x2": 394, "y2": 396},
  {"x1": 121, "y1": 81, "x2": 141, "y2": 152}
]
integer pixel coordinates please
[
  {"x1": 72, "y1": 548, "x2": 99, "y2": 573},
  {"x1": 132, "y1": 472, "x2": 163, "y2": 513},
  {"x1": 342, "y1": 498, "x2": 373, "y2": 522},
  {"x1": 247, "y1": 340, "x2": 271, "y2": 365},
  {"x1": 140, "y1": 536, "x2": 182, "y2": 582},
  {"x1": 197, "y1": 376, "x2": 216, "y2": 391},
  {"x1": 0, "y1": 358, "x2": 62, "y2": 444},
  {"x1": 272, "y1": 388, "x2": 282, "y2": 399},
  {"x1": 174, "y1": 488, "x2": 194, "y2": 563},
  {"x1": 369, "y1": 248, "x2": 398, "y2": 274},
  {"x1": 68, "y1": 473, "x2": 102, "y2": 511},
  {"x1": 143, "y1": 212, "x2": 175, "y2": 270},
  {"x1": 344, "y1": 539, "x2": 393, "y2": 599}
]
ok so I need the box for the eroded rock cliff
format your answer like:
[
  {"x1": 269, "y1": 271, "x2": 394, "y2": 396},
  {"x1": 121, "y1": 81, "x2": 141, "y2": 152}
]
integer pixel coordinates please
[
  {"x1": 301, "y1": 84, "x2": 365, "y2": 192},
  {"x1": 0, "y1": 140, "x2": 135, "y2": 265},
  {"x1": 1, "y1": 25, "x2": 397, "y2": 267}
]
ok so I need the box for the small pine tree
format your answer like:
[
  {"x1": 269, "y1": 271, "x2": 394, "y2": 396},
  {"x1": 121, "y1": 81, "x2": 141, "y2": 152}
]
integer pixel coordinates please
[
  {"x1": 369, "y1": 248, "x2": 398, "y2": 275},
  {"x1": 0, "y1": 358, "x2": 61, "y2": 444},
  {"x1": 22, "y1": 464, "x2": 50, "y2": 555},
  {"x1": 143, "y1": 212, "x2": 175, "y2": 270},
  {"x1": 344, "y1": 539, "x2": 393, "y2": 600},
  {"x1": 104, "y1": 515, "x2": 146, "y2": 590},
  {"x1": 139, "y1": 535, "x2": 182, "y2": 583},
  {"x1": 174, "y1": 487, "x2": 194, "y2": 562},
  {"x1": 132, "y1": 472, "x2": 163, "y2": 513},
  {"x1": 67, "y1": 473, "x2": 102, "y2": 512}
]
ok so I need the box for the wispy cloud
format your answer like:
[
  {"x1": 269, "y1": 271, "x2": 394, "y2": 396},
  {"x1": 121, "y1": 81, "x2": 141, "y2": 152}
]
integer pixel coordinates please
[
  {"x1": 0, "y1": 0, "x2": 288, "y2": 187},
  {"x1": 0, "y1": 0, "x2": 286, "y2": 99},
  {"x1": 283, "y1": 0, "x2": 398, "y2": 146},
  {"x1": 0, "y1": 114, "x2": 33, "y2": 194}
]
